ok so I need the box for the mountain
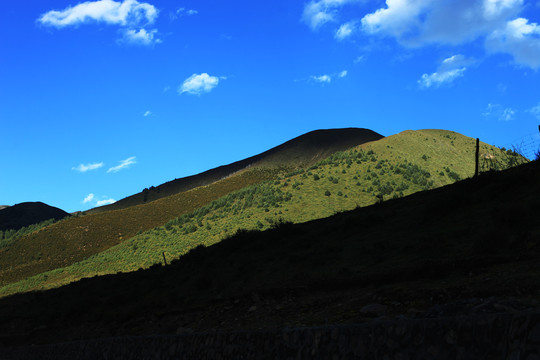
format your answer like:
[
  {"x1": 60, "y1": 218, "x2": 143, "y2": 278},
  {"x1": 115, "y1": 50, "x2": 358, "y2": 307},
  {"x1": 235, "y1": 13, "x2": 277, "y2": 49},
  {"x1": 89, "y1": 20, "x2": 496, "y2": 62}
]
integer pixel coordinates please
[
  {"x1": 0, "y1": 129, "x2": 525, "y2": 296},
  {"x1": 0, "y1": 128, "x2": 382, "y2": 288},
  {"x1": 0, "y1": 154, "x2": 537, "y2": 346},
  {"x1": 88, "y1": 128, "x2": 384, "y2": 213},
  {"x1": 0, "y1": 206, "x2": 9, "y2": 211},
  {"x1": 0, "y1": 202, "x2": 70, "y2": 232}
]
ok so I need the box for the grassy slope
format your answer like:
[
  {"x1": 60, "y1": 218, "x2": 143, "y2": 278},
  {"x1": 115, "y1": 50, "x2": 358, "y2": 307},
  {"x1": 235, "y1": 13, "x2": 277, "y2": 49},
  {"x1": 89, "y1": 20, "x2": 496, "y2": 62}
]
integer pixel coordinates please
[
  {"x1": 88, "y1": 128, "x2": 383, "y2": 214},
  {"x1": 0, "y1": 129, "x2": 524, "y2": 297},
  {"x1": 0, "y1": 169, "x2": 277, "y2": 288},
  {"x1": 0, "y1": 150, "x2": 538, "y2": 346}
]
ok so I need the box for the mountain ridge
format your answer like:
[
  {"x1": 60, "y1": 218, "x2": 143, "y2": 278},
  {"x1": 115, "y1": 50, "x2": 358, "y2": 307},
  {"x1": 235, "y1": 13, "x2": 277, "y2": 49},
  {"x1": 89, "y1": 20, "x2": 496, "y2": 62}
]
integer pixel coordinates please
[{"x1": 88, "y1": 128, "x2": 384, "y2": 213}]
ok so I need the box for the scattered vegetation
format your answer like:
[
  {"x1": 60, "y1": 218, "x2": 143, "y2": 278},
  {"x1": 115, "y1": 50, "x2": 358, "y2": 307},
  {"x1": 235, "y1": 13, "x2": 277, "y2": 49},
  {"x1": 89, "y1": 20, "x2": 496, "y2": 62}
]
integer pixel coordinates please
[{"x1": 0, "y1": 219, "x2": 57, "y2": 248}]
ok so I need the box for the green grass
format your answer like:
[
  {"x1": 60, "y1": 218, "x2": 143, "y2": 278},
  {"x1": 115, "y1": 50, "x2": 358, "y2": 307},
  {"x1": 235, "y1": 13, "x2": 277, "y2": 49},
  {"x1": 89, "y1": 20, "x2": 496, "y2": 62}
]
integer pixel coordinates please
[
  {"x1": 0, "y1": 219, "x2": 58, "y2": 248},
  {"x1": 0, "y1": 129, "x2": 525, "y2": 297}
]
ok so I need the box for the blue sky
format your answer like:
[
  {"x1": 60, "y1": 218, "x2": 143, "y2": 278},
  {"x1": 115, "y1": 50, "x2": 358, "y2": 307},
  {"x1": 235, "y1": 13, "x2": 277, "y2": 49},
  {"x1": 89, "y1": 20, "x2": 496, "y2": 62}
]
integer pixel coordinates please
[{"x1": 1, "y1": 0, "x2": 540, "y2": 212}]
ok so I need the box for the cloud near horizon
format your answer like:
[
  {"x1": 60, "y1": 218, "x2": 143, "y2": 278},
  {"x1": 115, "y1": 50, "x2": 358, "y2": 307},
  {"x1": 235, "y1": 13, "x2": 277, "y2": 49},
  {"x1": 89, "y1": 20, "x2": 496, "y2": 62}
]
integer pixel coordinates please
[
  {"x1": 82, "y1": 193, "x2": 95, "y2": 203},
  {"x1": 96, "y1": 198, "x2": 116, "y2": 206},
  {"x1": 107, "y1": 156, "x2": 136, "y2": 173},
  {"x1": 38, "y1": 0, "x2": 161, "y2": 45},
  {"x1": 72, "y1": 162, "x2": 104, "y2": 172},
  {"x1": 179, "y1": 73, "x2": 221, "y2": 95}
]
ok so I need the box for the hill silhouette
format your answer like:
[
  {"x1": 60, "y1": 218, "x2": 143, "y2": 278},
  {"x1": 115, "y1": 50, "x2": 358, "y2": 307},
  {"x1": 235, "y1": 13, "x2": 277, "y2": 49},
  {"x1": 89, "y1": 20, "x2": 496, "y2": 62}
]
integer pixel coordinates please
[
  {"x1": 0, "y1": 158, "x2": 538, "y2": 347},
  {"x1": 88, "y1": 128, "x2": 384, "y2": 213},
  {"x1": 0, "y1": 202, "x2": 69, "y2": 232}
]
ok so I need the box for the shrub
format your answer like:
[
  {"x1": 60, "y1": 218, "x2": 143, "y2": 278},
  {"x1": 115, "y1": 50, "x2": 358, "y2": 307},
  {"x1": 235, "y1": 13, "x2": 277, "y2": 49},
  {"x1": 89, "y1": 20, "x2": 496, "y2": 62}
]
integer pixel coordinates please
[{"x1": 324, "y1": 190, "x2": 331, "y2": 196}]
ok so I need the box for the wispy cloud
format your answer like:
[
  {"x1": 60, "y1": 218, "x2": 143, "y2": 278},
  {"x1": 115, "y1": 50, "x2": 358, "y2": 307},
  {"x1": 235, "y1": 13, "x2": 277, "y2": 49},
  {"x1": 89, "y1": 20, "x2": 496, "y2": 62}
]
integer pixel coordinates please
[
  {"x1": 38, "y1": 0, "x2": 158, "y2": 27},
  {"x1": 335, "y1": 21, "x2": 357, "y2": 41},
  {"x1": 82, "y1": 193, "x2": 116, "y2": 207},
  {"x1": 120, "y1": 28, "x2": 161, "y2": 45},
  {"x1": 38, "y1": 0, "x2": 161, "y2": 45},
  {"x1": 308, "y1": 69, "x2": 349, "y2": 84},
  {"x1": 143, "y1": 110, "x2": 151, "y2": 117},
  {"x1": 96, "y1": 198, "x2": 116, "y2": 206},
  {"x1": 311, "y1": 74, "x2": 332, "y2": 83},
  {"x1": 483, "y1": 103, "x2": 516, "y2": 121},
  {"x1": 529, "y1": 102, "x2": 540, "y2": 119},
  {"x1": 170, "y1": 7, "x2": 198, "y2": 20},
  {"x1": 178, "y1": 73, "x2": 221, "y2": 95},
  {"x1": 72, "y1": 162, "x2": 104, "y2": 172},
  {"x1": 418, "y1": 54, "x2": 472, "y2": 88},
  {"x1": 302, "y1": 0, "x2": 359, "y2": 30},
  {"x1": 82, "y1": 193, "x2": 95, "y2": 204},
  {"x1": 107, "y1": 156, "x2": 136, "y2": 173}
]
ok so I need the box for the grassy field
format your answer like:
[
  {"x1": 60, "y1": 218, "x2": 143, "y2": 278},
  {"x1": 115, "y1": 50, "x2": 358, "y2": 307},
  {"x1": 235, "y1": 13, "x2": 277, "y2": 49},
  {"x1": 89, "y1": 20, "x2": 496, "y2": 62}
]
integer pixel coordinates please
[{"x1": 0, "y1": 129, "x2": 525, "y2": 297}]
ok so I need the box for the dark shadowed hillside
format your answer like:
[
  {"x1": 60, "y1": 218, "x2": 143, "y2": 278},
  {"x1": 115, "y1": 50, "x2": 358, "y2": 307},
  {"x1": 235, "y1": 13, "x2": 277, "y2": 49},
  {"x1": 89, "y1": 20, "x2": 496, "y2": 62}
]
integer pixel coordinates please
[
  {"x1": 1, "y1": 159, "x2": 538, "y2": 347},
  {"x1": 88, "y1": 128, "x2": 383, "y2": 213},
  {"x1": 0, "y1": 202, "x2": 69, "y2": 232}
]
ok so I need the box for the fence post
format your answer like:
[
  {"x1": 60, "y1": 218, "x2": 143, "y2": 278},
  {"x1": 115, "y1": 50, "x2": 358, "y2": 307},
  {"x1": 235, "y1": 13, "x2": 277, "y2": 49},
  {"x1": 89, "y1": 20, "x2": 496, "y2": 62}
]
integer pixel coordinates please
[{"x1": 475, "y1": 138, "x2": 480, "y2": 177}]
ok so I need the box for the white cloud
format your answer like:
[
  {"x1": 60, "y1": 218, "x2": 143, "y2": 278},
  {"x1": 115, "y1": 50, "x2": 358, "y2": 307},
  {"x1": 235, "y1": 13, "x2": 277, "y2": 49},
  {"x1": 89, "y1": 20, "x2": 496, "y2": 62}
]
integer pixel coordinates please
[
  {"x1": 483, "y1": 103, "x2": 516, "y2": 121},
  {"x1": 179, "y1": 73, "x2": 221, "y2": 95},
  {"x1": 529, "y1": 103, "x2": 540, "y2": 119},
  {"x1": 72, "y1": 162, "x2": 104, "y2": 172},
  {"x1": 163, "y1": 85, "x2": 171, "y2": 92},
  {"x1": 419, "y1": 68, "x2": 466, "y2": 88},
  {"x1": 361, "y1": 0, "x2": 523, "y2": 46},
  {"x1": 82, "y1": 193, "x2": 95, "y2": 203},
  {"x1": 486, "y1": 17, "x2": 540, "y2": 69},
  {"x1": 38, "y1": 0, "x2": 158, "y2": 28},
  {"x1": 143, "y1": 110, "x2": 151, "y2": 117},
  {"x1": 96, "y1": 198, "x2": 116, "y2": 206},
  {"x1": 302, "y1": 0, "x2": 358, "y2": 30},
  {"x1": 311, "y1": 74, "x2": 332, "y2": 83},
  {"x1": 38, "y1": 0, "x2": 160, "y2": 46},
  {"x1": 107, "y1": 156, "x2": 136, "y2": 173},
  {"x1": 120, "y1": 28, "x2": 161, "y2": 45},
  {"x1": 354, "y1": 55, "x2": 366, "y2": 63},
  {"x1": 335, "y1": 21, "x2": 357, "y2": 40},
  {"x1": 170, "y1": 7, "x2": 198, "y2": 20},
  {"x1": 338, "y1": 70, "x2": 348, "y2": 78},
  {"x1": 418, "y1": 54, "x2": 472, "y2": 88}
]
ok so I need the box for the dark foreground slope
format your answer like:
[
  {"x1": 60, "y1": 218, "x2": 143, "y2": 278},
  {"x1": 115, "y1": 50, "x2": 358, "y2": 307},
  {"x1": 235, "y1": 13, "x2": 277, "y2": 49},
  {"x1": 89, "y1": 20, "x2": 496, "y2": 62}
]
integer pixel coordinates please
[
  {"x1": 1, "y1": 160, "x2": 539, "y2": 347},
  {"x1": 0, "y1": 202, "x2": 69, "y2": 231},
  {"x1": 89, "y1": 128, "x2": 383, "y2": 213}
]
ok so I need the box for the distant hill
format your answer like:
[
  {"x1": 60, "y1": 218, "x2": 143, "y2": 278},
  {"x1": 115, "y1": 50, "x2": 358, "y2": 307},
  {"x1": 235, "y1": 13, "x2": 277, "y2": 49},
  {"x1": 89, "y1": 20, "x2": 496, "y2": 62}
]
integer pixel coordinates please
[
  {"x1": 88, "y1": 128, "x2": 384, "y2": 213},
  {"x1": 0, "y1": 202, "x2": 69, "y2": 232}
]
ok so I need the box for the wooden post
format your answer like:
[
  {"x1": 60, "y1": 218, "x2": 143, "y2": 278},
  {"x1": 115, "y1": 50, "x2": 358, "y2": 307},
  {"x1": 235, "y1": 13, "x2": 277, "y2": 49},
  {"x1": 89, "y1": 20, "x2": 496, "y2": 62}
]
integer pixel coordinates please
[
  {"x1": 475, "y1": 138, "x2": 480, "y2": 177},
  {"x1": 162, "y1": 252, "x2": 167, "y2": 266}
]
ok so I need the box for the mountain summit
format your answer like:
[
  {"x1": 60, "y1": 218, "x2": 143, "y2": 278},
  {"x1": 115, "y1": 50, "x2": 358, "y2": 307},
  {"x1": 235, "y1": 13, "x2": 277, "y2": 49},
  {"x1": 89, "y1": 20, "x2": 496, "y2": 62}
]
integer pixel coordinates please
[{"x1": 90, "y1": 128, "x2": 383, "y2": 213}]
